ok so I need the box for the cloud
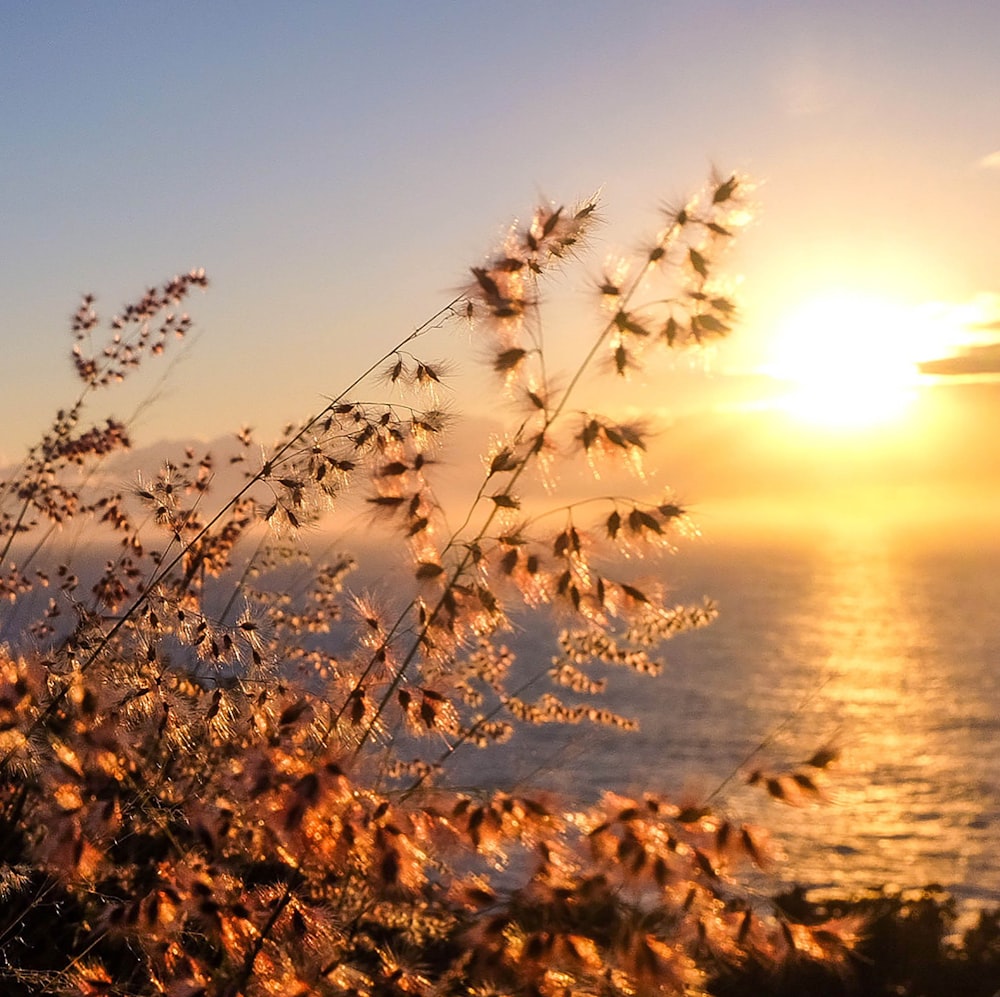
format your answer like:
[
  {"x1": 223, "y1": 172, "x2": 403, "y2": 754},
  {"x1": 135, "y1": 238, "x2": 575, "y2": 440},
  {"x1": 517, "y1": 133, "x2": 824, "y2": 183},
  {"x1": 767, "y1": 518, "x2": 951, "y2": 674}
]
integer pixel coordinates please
[
  {"x1": 978, "y1": 150, "x2": 1000, "y2": 170},
  {"x1": 919, "y1": 342, "x2": 1000, "y2": 376}
]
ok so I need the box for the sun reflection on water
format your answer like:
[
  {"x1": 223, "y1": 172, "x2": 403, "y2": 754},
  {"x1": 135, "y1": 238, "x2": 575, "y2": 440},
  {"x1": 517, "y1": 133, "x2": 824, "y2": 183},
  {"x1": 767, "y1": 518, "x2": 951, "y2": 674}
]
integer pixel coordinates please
[
  {"x1": 453, "y1": 529, "x2": 1000, "y2": 913},
  {"x1": 737, "y1": 529, "x2": 999, "y2": 907}
]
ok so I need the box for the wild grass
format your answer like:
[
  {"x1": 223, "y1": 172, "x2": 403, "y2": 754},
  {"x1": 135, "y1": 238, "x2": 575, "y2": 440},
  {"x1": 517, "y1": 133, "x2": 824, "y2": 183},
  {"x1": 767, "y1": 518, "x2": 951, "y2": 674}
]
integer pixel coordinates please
[{"x1": 0, "y1": 175, "x2": 866, "y2": 996}]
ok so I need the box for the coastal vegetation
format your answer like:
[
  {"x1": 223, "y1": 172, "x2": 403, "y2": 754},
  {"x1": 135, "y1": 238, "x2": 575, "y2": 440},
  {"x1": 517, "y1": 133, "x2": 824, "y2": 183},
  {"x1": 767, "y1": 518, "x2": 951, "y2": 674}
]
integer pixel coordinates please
[{"x1": 1, "y1": 176, "x2": 996, "y2": 995}]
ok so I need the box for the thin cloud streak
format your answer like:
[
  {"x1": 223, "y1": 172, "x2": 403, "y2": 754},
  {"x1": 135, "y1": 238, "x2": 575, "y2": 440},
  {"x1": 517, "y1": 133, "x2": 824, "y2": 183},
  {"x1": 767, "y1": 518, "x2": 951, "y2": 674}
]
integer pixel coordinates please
[{"x1": 919, "y1": 342, "x2": 1000, "y2": 376}]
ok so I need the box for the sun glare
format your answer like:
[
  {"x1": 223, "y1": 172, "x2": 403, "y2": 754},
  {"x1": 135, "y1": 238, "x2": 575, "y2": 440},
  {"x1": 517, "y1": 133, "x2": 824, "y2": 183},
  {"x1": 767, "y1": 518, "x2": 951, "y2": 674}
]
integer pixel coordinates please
[{"x1": 761, "y1": 291, "x2": 961, "y2": 431}]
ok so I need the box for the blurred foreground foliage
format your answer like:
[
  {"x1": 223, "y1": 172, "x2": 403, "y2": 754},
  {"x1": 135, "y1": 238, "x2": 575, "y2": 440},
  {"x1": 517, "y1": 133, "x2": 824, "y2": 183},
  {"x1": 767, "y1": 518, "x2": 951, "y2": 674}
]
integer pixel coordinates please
[{"x1": 710, "y1": 887, "x2": 1000, "y2": 997}]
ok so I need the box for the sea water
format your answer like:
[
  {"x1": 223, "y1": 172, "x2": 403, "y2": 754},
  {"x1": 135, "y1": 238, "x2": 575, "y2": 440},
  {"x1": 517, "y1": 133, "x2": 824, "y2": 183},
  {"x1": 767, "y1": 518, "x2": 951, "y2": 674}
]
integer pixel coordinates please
[{"x1": 447, "y1": 528, "x2": 1000, "y2": 911}]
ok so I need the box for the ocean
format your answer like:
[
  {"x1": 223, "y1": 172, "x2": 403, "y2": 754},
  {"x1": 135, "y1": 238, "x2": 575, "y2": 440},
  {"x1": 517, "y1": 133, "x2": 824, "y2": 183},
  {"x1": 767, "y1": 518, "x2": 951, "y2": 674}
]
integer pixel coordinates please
[
  {"x1": 9, "y1": 520, "x2": 995, "y2": 913},
  {"x1": 446, "y1": 528, "x2": 1000, "y2": 913}
]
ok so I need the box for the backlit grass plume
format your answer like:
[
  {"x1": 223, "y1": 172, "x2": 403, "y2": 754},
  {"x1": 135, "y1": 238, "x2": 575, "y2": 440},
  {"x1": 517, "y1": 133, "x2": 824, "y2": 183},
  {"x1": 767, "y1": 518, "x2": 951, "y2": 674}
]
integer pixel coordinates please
[{"x1": 0, "y1": 174, "x2": 868, "y2": 996}]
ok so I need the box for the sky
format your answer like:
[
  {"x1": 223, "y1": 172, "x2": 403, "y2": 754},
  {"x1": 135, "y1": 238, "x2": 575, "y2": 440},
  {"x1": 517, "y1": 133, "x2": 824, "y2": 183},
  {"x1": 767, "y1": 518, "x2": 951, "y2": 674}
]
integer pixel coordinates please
[{"x1": 3, "y1": 1, "x2": 1000, "y2": 540}]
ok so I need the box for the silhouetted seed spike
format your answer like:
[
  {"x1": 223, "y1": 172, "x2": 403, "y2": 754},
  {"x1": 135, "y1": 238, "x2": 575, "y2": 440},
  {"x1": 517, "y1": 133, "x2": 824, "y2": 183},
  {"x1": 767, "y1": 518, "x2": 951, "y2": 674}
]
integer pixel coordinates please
[
  {"x1": 637, "y1": 510, "x2": 662, "y2": 533},
  {"x1": 692, "y1": 312, "x2": 728, "y2": 335},
  {"x1": 689, "y1": 247, "x2": 708, "y2": 277},
  {"x1": 617, "y1": 834, "x2": 640, "y2": 866},
  {"x1": 489, "y1": 448, "x2": 517, "y2": 475},
  {"x1": 351, "y1": 693, "x2": 366, "y2": 725},
  {"x1": 595, "y1": 575, "x2": 606, "y2": 605},
  {"x1": 279, "y1": 699, "x2": 309, "y2": 727},
  {"x1": 766, "y1": 777, "x2": 786, "y2": 800},
  {"x1": 466, "y1": 885, "x2": 497, "y2": 907},
  {"x1": 500, "y1": 549, "x2": 518, "y2": 575},
  {"x1": 694, "y1": 848, "x2": 718, "y2": 880},
  {"x1": 541, "y1": 205, "x2": 563, "y2": 237},
  {"x1": 380, "y1": 849, "x2": 400, "y2": 885},
  {"x1": 554, "y1": 531, "x2": 570, "y2": 558},
  {"x1": 524, "y1": 932, "x2": 548, "y2": 962},
  {"x1": 713, "y1": 174, "x2": 739, "y2": 203},
  {"x1": 677, "y1": 805, "x2": 709, "y2": 824},
  {"x1": 740, "y1": 827, "x2": 764, "y2": 866},
  {"x1": 580, "y1": 418, "x2": 600, "y2": 449},
  {"x1": 471, "y1": 267, "x2": 500, "y2": 298},
  {"x1": 621, "y1": 583, "x2": 648, "y2": 604},
  {"x1": 805, "y1": 746, "x2": 840, "y2": 769},
  {"x1": 419, "y1": 700, "x2": 437, "y2": 728},
  {"x1": 288, "y1": 907, "x2": 308, "y2": 939},
  {"x1": 467, "y1": 806, "x2": 484, "y2": 845},
  {"x1": 207, "y1": 689, "x2": 222, "y2": 721},
  {"x1": 494, "y1": 348, "x2": 527, "y2": 373},
  {"x1": 792, "y1": 772, "x2": 820, "y2": 794}
]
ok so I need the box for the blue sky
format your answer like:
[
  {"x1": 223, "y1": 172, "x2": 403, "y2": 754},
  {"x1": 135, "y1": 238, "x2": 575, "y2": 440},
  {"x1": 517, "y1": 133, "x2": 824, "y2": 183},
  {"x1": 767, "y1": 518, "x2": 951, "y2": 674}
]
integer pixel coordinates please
[{"x1": 3, "y1": 2, "x2": 1000, "y2": 528}]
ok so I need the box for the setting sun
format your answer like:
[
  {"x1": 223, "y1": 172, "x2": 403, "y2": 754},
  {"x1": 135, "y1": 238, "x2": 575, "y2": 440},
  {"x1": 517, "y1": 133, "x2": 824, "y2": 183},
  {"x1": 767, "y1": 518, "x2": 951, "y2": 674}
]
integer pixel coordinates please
[{"x1": 760, "y1": 291, "x2": 960, "y2": 431}]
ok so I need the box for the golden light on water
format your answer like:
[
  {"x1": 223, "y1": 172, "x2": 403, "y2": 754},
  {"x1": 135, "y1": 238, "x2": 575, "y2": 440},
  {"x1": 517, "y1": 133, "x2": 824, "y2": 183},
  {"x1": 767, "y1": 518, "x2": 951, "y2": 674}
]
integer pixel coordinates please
[
  {"x1": 735, "y1": 530, "x2": 991, "y2": 900},
  {"x1": 760, "y1": 291, "x2": 968, "y2": 431}
]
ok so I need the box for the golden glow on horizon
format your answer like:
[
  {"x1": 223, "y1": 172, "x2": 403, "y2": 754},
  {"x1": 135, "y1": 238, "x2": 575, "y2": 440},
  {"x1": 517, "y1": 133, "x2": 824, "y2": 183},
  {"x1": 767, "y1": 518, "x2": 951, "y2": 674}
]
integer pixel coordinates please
[{"x1": 761, "y1": 291, "x2": 967, "y2": 431}]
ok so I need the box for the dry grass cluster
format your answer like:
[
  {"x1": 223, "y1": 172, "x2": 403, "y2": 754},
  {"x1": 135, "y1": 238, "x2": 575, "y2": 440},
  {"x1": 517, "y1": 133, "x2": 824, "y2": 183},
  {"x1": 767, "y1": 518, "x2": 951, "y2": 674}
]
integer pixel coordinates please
[{"x1": 0, "y1": 176, "x2": 858, "y2": 995}]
